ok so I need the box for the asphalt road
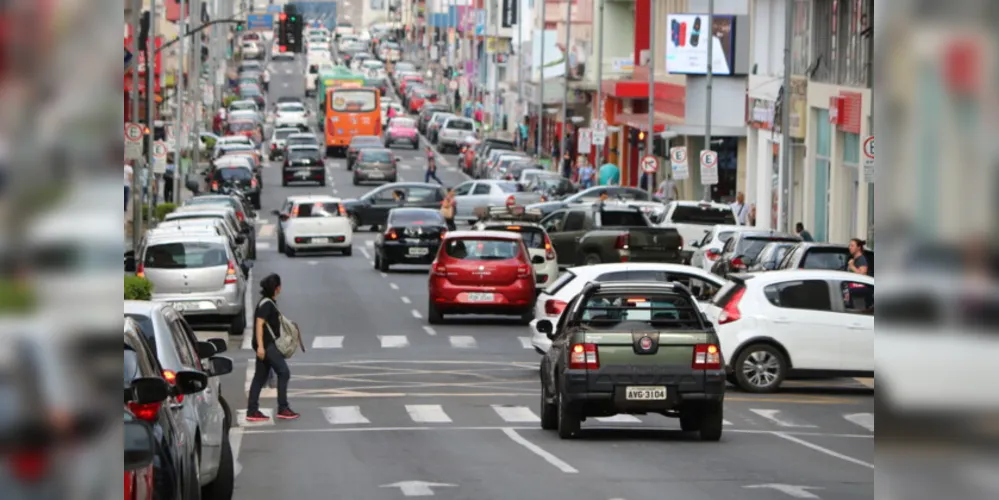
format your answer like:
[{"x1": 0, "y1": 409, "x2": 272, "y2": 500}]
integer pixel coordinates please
[{"x1": 202, "y1": 53, "x2": 875, "y2": 500}]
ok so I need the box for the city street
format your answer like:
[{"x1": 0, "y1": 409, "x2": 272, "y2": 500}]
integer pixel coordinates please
[{"x1": 202, "y1": 64, "x2": 877, "y2": 500}]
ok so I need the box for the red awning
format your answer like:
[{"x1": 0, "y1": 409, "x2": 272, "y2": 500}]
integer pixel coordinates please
[
  {"x1": 613, "y1": 111, "x2": 680, "y2": 133},
  {"x1": 124, "y1": 75, "x2": 162, "y2": 94},
  {"x1": 601, "y1": 80, "x2": 686, "y2": 118}
]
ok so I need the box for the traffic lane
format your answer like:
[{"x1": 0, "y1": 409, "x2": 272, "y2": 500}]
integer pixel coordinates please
[
  {"x1": 267, "y1": 58, "x2": 305, "y2": 106},
  {"x1": 510, "y1": 427, "x2": 873, "y2": 499}
]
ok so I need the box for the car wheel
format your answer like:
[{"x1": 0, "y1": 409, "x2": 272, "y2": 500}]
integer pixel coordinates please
[
  {"x1": 378, "y1": 255, "x2": 391, "y2": 272},
  {"x1": 679, "y1": 408, "x2": 700, "y2": 432},
  {"x1": 427, "y1": 300, "x2": 443, "y2": 324},
  {"x1": 285, "y1": 245, "x2": 296, "y2": 257},
  {"x1": 733, "y1": 343, "x2": 787, "y2": 393},
  {"x1": 352, "y1": 177, "x2": 359, "y2": 186},
  {"x1": 696, "y1": 402, "x2": 724, "y2": 442},
  {"x1": 249, "y1": 239, "x2": 257, "y2": 260},
  {"x1": 540, "y1": 379, "x2": 557, "y2": 431},
  {"x1": 281, "y1": 179, "x2": 288, "y2": 187},
  {"x1": 343, "y1": 246, "x2": 352, "y2": 256},
  {"x1": 556, "y1": 384, "x2": 580, "y2": 439},
  {"x1": 252, "y1": 197, "x2": 261, "y2": 210},
  {"x1": 227, "y1": 310, "x2": 245, "y2": 336},
  {"x1": 187, "y1": 450, "x2": 203, "y2": 500},
  {"x1": 277, "y1": 235, "x2": 285, "y2": 253},
  {"x1": 201, "y1": 436, "x2": 234, "y2": 500},
  {"x1": 519, "y1": 308, "x2": 534, "y2": 325},
  {"x1": 373, "y1": 253, "x2": 380, "y2": 269},
  {"x1": 348, "y1": 214, "x2": 360, "y2": 232},
  {"x1": 583, "y1": 253, "x2": 602, "y2": 266},
  {"x1": 319, "y1": 178, "x2": 326, "y2": 187}
]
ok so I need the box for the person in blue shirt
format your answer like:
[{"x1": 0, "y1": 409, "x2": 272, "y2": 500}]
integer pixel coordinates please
[{"x1": 598, "y1": 161, "x2": 620, "y2": 186}]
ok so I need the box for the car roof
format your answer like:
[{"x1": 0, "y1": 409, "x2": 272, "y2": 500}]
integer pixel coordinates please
[
  {"x1": 445, "y1": 230, "x2": 523, "y2": 241},
  {"x1": 169, "y1": 206, "x2": 234, "y2": 215},
  {"x1": 733, "y1": 230, "x2": 801, "y2": 240},
  {"x1": 568, "y1": 262, "x2": 722, "y2": 278},
  {"x1": 478, "y1": 221, "x2": 544, "y2": 230},
  {"x1": 733, "y1": 269, "x2": 874, "y2": 285},
  {"x1": 286, "y1": 195, "x2": 342, "y2": 203},
  {"x1": 145, "y1": 233, "x2": 228, "y2": 244},
  {"x1": 288, "y1": 133, "x2": 316, "y2": 139}
]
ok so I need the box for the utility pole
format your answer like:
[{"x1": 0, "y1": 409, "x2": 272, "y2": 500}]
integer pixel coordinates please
[
  {"x1": 131, "y1": 0, "x2": 143, "y2": 250},
  {"x1": 703, "y1": 0, "x2": 714, "y2": 202},
  {"x1": 646, "y1": 0, "x2": 655, "y2": 201},
  {"x1": 517, "y1": 0, "x2": 524, "y2": 125},
  {"x1": 173, "y1": 0, "x2": 187, "y2": 204},
  {"x1": 779, "y1": 0, "x2": 793, "y2": 231},
  {"x1": 594, "y1": 0, "x2": 604, "y2": 164},
  {"x1": 145, "y1": 0, "x2": 158, "y2": 225},
  {"x1": 190, "y1": 0, "x2": 204, "y2": 197},
  {"x1": 490, "y1": 0, "x2": 498, "y2": 137},
  {"x1": 560, "y1": 0, "x2": 572, "y2": 148},
  {"x1": 536, "y1": 0, "x2": 546, "y2": 158}
]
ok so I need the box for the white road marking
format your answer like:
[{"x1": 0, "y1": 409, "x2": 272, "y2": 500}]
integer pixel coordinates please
[
  {"x1": 378, "y1": 335, "x2": 410, "y2": 348},
  {"x1": 772, "y1": 432, "x2": 875, "y2": 469},
  {"x1": 360, "y1": 247, "x2": 371, "y2": 259},
  {"x1": 241, "y1": 334, "x2": 252, "y2": 350},
  {"x1": 389, "y1": 282, "x2": 399, "y2": 290},
  {"x1": 244, "y1": 269, "x2": 254, "y2": 334},
  {"x1": 743, "y1": 484, "x2": 823, "y2": 499},
  {"x1": 311, "y1": 336, "x2": 344, "y2": 349},
  {"x1": 256, "y1": 242, "x2": 272, "y2": 250},
  {"x1": 404, "y1": 405, "x2": 453, "y2": 423},
  {"x1": 380, "y1": 272, "x2": 388, "y2": 278},
  {"x1": 843, "y1": 413, "x2": 874, "y2": 432},
  {"x1": 593, "y1": 415, "x2": 642, "y2": 423},
  {"x1": 365, "y1": 240, "x2": 375, "y2": 247},
  {"x1": 307, "y1": 260, "x2": 319, "y2": 265},
  {"x1": 401, "y1": 296, "x2": 411, "y2": 304},
  {"x1": 750, "y1": 409, "x2": 818, "y2": 428},
  {"x1": 321, "y1": 406, "x2": 370, "y2": 425},
  {"x1": 258, "y1": 224, "x2": 276, "y2": 238},
  {"x1": 399, "y1": 164, "x2": 412, "y2": 170},
  {"x1": 242, "y1": 426, "x2": 874, "y2": 438},
  {"x1": 448, "y1": 336, "x2": 477, "y2": 349},
  {"x1": 501, "y1": 428, "x2": 578, "y2": 474},
  {"x1": 422, "y1": 326, "x2": 436, "y2": 336},
  {"x1": 236, "y1": 408, "x2": 274, "y2": 427},
  {"x1": 491, "y1": 405, "x2": 539, "y2": 423},
  {"x1": 333, "y1": 189, "x2": 339, "y2": 194},
  {"x1": 411, "y1": 309, "x2": 423, "y2": 319},
  {"x1": 518, "y1": 337, "x2": 533, "y2": 349}
]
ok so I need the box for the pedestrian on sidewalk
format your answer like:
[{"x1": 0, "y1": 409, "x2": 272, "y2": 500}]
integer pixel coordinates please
[
  {"x1": 731, "y1": 192, "x2": 750, "y2": 225},
  {"x1": 598, "y1": 161, "x2": 620, "y2": 186},
  {"x1": 657, "y1": 174, "x2": 679, "y2": 203},
  {"x1": 577, "y1": 158, "x2": 596, "y2": 189},
  {"x1": 163, "y1": 154, "x2": 176, "y2": 204},
  {"x1": 847, "y1": 238, "x2": 870, "y2": 276},
  {"x1": 424, "y1": 146, "x2": 443, "y2": 185},
  {"x1": 795, "y1": 222, "x2": 814, "y2": 242},
  {"x1": 124, "y1": 162, "x2": 133, "y2": 212},
  {"x1": 245, "y1": 274, "x2": 299, "y2": 422}
]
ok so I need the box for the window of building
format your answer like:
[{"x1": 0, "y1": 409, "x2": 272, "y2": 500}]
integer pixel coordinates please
[
  {"x1": 811, "y1": 0, "x2": 873, "y2": 86},
  {"x1": 791, "y1": 0, "x2": 812, "y2": 75},
  {"x1": 813, "y1": 109, "x2": 831, "y2": 242}
]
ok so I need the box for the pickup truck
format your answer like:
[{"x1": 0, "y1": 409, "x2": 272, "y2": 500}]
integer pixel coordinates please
[
  {"x1": 658, "y1": 201, "x2": 738, "y2": 262},
  {"x1": 539, "y1": 204, "x2": 684, "y2": 267}
]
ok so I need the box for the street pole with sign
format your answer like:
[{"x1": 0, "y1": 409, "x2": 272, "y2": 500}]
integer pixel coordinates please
[
  {"x1": 130, "y1": 0, "x2": 143, "y2": 250},
  {"x1": 560, "y1": 0, "x2": 572, "y2": 145},
  {"x1": 647, "y1": 0, "x2": 655, "y2": 199},
  {"x1": 537, "y1": 0, "x2": 546, "y2": 159},
  {"x1": 173, "y1": 0, "x2": 187, "y2": 204},
  {"x1": 703, "y1": 0, "x2": 714, "y2": 202},
  {"x1": 594, "y1": 0, "x2": 605, "y2": 164},
  {"x1": 641, "y1": 155, "x2": 658, "y2": 200},
  {"x1": 145, "y1": 0, "x2": 158, "y2": 227}
]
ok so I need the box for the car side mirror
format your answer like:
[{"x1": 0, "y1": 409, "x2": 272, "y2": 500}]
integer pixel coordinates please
[
  {"x1": 196, "y1": 341, "x2": 218, "y2": 359},
  {"x1": 208, "y1": 356, "x2": 234, "y2": 377},
  {"x1": 173, "y1": 370, "x2": 209, "y2": 396},
  {"x1": 124, "y1": 251, "x2": 136, "y2": 273},
  {"x1": 207, "y1": 338, "x2": 227, "y2": 354},
  {"x1": 535, "y1": 319, "x2": 554, "y2": 338},
  {"x1": 126, "y1": 377, "x2": 170, "y2": 405},
  {"x1": 531, "y1": 255, "x2": 545, "y2": 265},
  {"x1": 124, "y1": 420, "x2": 156, "y2": 471}
]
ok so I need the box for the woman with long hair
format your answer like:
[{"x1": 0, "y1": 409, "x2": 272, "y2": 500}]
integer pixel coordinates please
[{"x1": 244, "y1": 273, "x2": 298, "y2": 422}]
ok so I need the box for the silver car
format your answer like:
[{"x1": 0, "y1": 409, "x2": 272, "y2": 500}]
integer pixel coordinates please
[
  {"x1": 126, "y1": 233, "x2": 249, "y2": 334},
  {"x1": 164, "y1": 205, "x2": 251, "y2": 261},
  {"x1": 269, "y1": 127, "x2": 301, "y2": 160},
  {"x1": 438, "y1": 117, "x2": 476, "y2": 153},
  {"x1": 124, "y1": 301, "x2": 236, "y2": 497},
  {"x1": 450, "y1": 179, "x2": 545, "y2": 222}
]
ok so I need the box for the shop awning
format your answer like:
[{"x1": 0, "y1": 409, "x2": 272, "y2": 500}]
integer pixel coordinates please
[
  {"x1": 613, "y1": 111, "x2": 681, "y2": 133},
  {"x1": 124, "y1": 76, "x2": 162, "y2": 95}
]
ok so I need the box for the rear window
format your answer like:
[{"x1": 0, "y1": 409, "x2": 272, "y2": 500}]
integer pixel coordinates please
[
  {"x1": 580, "y1": 293, "x2": 701, "y2": 328},
  {"x1": 446, "y1": 120, "x2": 474, "y2": 131},
  {"x1": 670, "y1": 206, "x2": 737, "y2": 225},
  {"x1": 359, "y1": 150, "x2": 392, "y2": 163},
  {"x1": 229, "y1": 122, "x2": 255, "y2": 132},
  {"x1": 736, "y1": 237, "x2": 801, "y2": 263},
  {"x1": 390, "y1": 211, "x2": 445, "y2": 226},
  {"x1": 288, "y1": 149, "x2": 321, "y2": 162},
  {"x1": 275, "y1": 129, "x2": 296, "y2": 139},
  {"x1": 545, "y1": 271, "x2": 576, "y2": 295},
  {"x1": 443, "y1": 238, "x2": 521, "y2": 260},
  {"x1": 389, "y1": 118, "x2": 415, "y2": 128},
  {"x1": 801, "y1": 248, "x2": 850, "y2": 271},
  {"x1": 485, "y1": 225, "x2": 546, "y2": 249},
  {"x1": 331, "y1": 89, "x2": 377, "y2": 112},
  {"x1": 279, "y1": 104, "x2": 306, "y2": 113},
  {"x1": 217, "y1": 168, "x2": 252, "y2": 181},
  {"x1": 294, "y1": 202, "x2": 343, "y2": 218},
  {"x1": 600, "y1": 211, "x2": 648, "y2": 227},
  {"x1": 143, "y1": 242, "x2": 229, "y2": 269},
  {"x1": 288, "y1": 137, "x2": 315, "y2": 146}
]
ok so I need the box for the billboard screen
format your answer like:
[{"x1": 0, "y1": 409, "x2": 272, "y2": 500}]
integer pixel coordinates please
[{"x1": 665, "y1": 14, "x2": 738, "y2": 75}]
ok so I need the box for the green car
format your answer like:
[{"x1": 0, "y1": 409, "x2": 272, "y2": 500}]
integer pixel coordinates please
[{"x1": 536, "y1": 281, "x2": 726, "y2": 440}]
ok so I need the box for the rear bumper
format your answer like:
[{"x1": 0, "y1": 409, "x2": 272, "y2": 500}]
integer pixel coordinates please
[
  {"x1": 381, "y1": 242, "x2": 439, "y2": 264},
  {"x1": 354, "y1": 169, "x2": 396, "y2": 182},
  {"x1": 386, "y1": 135, "x2": 418, "y2": 146},
  {"x1": 430, "y1": 283, "x2": 535, "y2": 314},
  {"x1": 283, "y1": 168, "x2": 325, "y2": 182},
  {"x1": 287, "y1": 234, "x2": 352, "y2": 249},
  {"x1": 561, "y1": 368, "x2": 726, "y2": 409},
  {"x1": 151, "y1": 291, "x2": 243, "y2": 316}
]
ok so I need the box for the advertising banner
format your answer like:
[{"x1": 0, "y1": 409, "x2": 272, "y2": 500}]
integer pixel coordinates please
[
  {"x1": 531, "y1": 30, "x2": 562, "y2": 80},
  {"x1": 665, "y1": 14, "x2": 737, "y2": 75},
  {"x1": 502, "y1": 0, "x2": 518, "y2": 28}
]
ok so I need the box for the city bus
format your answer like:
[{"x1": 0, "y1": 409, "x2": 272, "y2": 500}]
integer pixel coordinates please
[
  {"x1": 323, "y1": 85, "x2": 382, "y2": 157},
  {"x1": 316, "y1": 67, "x2": 365, "y2": 118}
]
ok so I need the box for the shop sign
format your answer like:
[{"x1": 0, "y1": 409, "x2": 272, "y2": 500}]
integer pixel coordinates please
[
  {"x1": 748, "y1": 98, "x2": 775, "y2": 130},
  {"x1": 837, "y1": 91, "x2": 863, "y2": 135},
  {"x1": 788, "y1": 76, "x2": 808, "y2": 139}
]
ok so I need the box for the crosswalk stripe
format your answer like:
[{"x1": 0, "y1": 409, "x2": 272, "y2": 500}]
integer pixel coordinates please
[
  {"x1": 594, "y1": 415, "x2": 642, "y2": 423},
  {"x1": 312, "y1": 336, "x2": 344, "y2": 349},
  {"x1": 843, "y1": 413, "x2": 874, "y2": 432},
  {"x1": 241, "y1": 334, "x2": 252, "y2": 350},
  {"x1": 491, "y1": 405, "x2": 540, "y2": 423},
  {"x1": 378, "y1": 335, "x2": 409, "y2": 348},
  {"x1": 322, "y1": 406, "x2": 370, "y2": 425},
  {"x1": 518, "y1": 337, "x2": 534, "y2": 349},
  {"x1": 258, "y1": 224, "x2": 276, "y2": 238},
  {"x1": 750, "y1": 409, "x2": 818, "y2": 428},
  {"x1": 405, "y1": 405, "x2": 452, "y2": 423},
  {"x1": 236, "y1": 408, "x2": 274, "y2": 427},
  {"x1": 449, "y1": 336, "x2": 477, "y2": 348}
]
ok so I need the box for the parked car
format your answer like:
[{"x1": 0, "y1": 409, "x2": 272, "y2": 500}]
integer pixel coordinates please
[
  {"x1": 374, "y1": 208, "x2": 448, "y2": 271},
  {"x1": 747, "y1": 240, "x2": 802, "y2": 272},
  {"x1": 659, "y1": 201, "x2": 740, "y2": 261},
  {"x1": 688, "y1": 224, "x2": 749, "y2": 272},
  {"x1": 775, "y1": 242, "x2": 875, "y2": 276},
  {"x1": 273, "y1": 195, "x2": 354, "y2": 256},
  {"x1": 208, "y1": 164, "x2": 261, "y2": 209},
  {"x1": 437, "y1": 117, "x2": 477, "y2": 153},
  {"x1": 709, "y1": 230, "x2": 802, "y2": 279},
  {"x1": 427, "y1": 112, "x2": 455, "y2": 145},
  {"x1": 162, "y1": 205, "x2": 252, "y2": 265},
  {"x1": 124, "y1": 409, "x2": 157, "y2": 500}
]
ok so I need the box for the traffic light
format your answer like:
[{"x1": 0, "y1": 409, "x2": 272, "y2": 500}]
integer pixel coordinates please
[
  {"x1": 278, "y1": 13, "x2": 289, "y2": 48},
  {"x1": 638, "y1": 131, "x2": 645, "y2": 142},
  {"x1": 293, "y1": 15, "x2": 305, "y2": 52}
]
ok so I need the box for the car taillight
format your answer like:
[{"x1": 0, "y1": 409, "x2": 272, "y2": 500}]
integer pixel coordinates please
[
  {"x1": 236, "y1": 211, "x2": 245, "y2": 222},
  {"x1": 385, "y1": 228, "x2": 398, "y2": 240},
  {"x1": 349, "y1": 148, "x2": 356, "y2": 154},
  {"x1": 127, "y1": 401, "x2": 161, "y2": 423},
  {"x1": 225, "y1": 260, "x2": 238, "y2": 284},
  {"x1": 432, "y1": 263, "x2": 448, "y2": 277},
  {"x1": 338, "y1": 205, "x2": 347, "y2": 216},
  {"x1": 692, "y1": 344, "x2": 722, "y2": 370},
  {"x1": 271, "y1": 143, "x2": 277, "y2": 149},
  {"x1": 135, "y1": 262, "x2": 145, "y2": 278},
  {"x1": 544, "y1": 299, "x2": 567, "y2": 316},
  {"x1": 718, "y1": 287, "x2": 745, "y2": 325},
  {"x1": 9, "y1": 450, "x2": 48, "y2": 483},
  {"x1": 705, "y1": 249, "x2": 720, "y2": 261},
  {"x1": 731, "y1": 257, "x2": 746, "y2": 270},
  {"x1": 506, "y1": 196, "x2": 516, "y2": 208},
  {"x1": 162, "y1": 369, "x2": 183, "y2": 404},
  {"x1": 211, "y1": 181, "x2": 219, "y2": 191},
  {"x1": 544, "y1": 235, "x2": 556, "y2": 260},
  {"x1": 569, "y1": 343, "x2": 599, "y2": 370},
  {"x1": 517, "y1": 264, "x2": 532, "y2": 279},
  {"x1": 251, "y1": 178, "x2": 258, "y2": 188}
]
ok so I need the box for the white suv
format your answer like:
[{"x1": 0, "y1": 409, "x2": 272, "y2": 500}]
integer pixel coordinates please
[{"x1": 701, "y1": 269, "x2": 874, "y2": 393}]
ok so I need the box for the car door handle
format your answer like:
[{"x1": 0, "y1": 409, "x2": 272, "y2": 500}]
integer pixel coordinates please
[{"x1": 773, "y1": 317, "x2": 790, "y2": 324}]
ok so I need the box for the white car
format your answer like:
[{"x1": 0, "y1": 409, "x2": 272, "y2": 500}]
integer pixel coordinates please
[
  {"x1": 274, "y1": 195, "x2": 354, "y2": 257},
  {"x1": 273, "y1": 102, "x2": 310, "y2": 129},
  {"x1": 658, "y1": 201, "x2": 739, "y2": 258},
  {"x1": 241, "y1": 41, "x2": 262, "y2": 59},
  {"x1": 529, "y1": 263, "x2": 727, "y2": 354},
  {"x1": 212, "y1": 135, "x2": 254, "y2": 157},
  {"x1": 381, "y1": 101, "x2": 404, "y2": 127},
  {"x1": 472, "y1": 221, "x2": 560, "y2": 287},
  {"x1": 689, "y1": 224, "x2": 754, "y2": 272},
  {"x1": 268, "y1": 127, "x2": 301, "y2": 160},
  {"x1": 700, "y1": 269, "x2": 874, "y2": 393},
  {"x1": 306, "y1": 61, "x2": 336, "y2": 96}
]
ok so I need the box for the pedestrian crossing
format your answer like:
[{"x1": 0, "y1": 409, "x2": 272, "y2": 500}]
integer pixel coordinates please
[
  {"x1": 239, "y1": 333, "x2": 538, "y2": 351},
  {"x1": 235, "y1": 400, "x2": 876, "y2": 435}
]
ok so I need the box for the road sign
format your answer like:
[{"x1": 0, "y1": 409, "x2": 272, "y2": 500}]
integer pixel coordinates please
[
  {"x1": 640, "y1": 155, "x2": 659, "y2": 174},
  {"x1": 592, "y1": 119, "x2": 607, "y2": 146},
  {"x1": 246, "y1": 14, "x2": 274, "y2": 31},
  {"x1": 669, "y1": 146, "x2": 689, "y2": 180},
  {"x1": 125, "y1": 123, "x2": 143, "y2": 160},
  {"x1": 151, "y1": 141, "x2": 168, "y2": 174},
  {"x1": 699, "y1": 150, "x2": 719, "y2": 185},
  {"x1": 577, "y1": 128, "x2": 592, "y2": 152},
  {"x1": 862, "y1": 135, "x2": 874, "y2": 183}
]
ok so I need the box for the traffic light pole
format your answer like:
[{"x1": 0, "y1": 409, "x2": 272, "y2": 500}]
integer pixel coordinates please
[
  {"x1": 173, "y1": 0, "x2": 187, "y2": 204},
  {"x1": 647, "y1": 0, "x2": 655, "y2": 201},
  {"x1": 145, "y1": 0, "x2": 158, "y2": 227},
  {"x1": 130, "y1": 0, "x2": 143, "y2": 251}
]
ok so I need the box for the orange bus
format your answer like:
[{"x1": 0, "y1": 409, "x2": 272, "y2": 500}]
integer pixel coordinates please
[{"x1": 324, "y1": 86, "x2": 382, "y2": 157}]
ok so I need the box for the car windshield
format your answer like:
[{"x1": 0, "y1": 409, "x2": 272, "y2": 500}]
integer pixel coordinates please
[
  {"x1": 580, "y1": 293, "x2": 700, "y2": 328},
  {"x1": 484, "y1": 226, "x2": 546, "y2": 249},
  {"x1": 274, "y1": 129, "x2": 297, "y2": 140},
  {"x1": 279, "y1": 104, "x2": 306, "y2": 113},
  {"x1": 446, "y1": 120, "x2": 474, "y2": 131},
  {"x1": 330, "y1": 89, "x2": 377, "y2": 112},
  {"x1": 217, "y1": 168, "x2": 253, "y2": 181},
  {"x1": 390, "y1": 211, "x2": 445, "y2": 226},
  {"x1": 143, "y1": 241, "x2": 229, "y2": 269},
  {"x1": 229, "y1": 122, "x2": 255, "y2": 132},
  {"x1": 671, "y1": 205, "x2": 737, "y2": 225},
  {"x1": 444, "y1": 238, "x2": 520, "y2": 261},
  {"x1": 288, "y1": 149, "x2": 321, "y2": 161},
  {"x1": 360, "y1": 150, "x2": 392, "y2": 163},
  {"x1": 390, "y1": 118, "x2": 415, "y2": 128}
]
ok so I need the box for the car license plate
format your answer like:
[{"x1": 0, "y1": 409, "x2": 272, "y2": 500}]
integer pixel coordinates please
[
  {"x1": 368, "y1": 172, "x2": 384, "y2": 178},
  {"x1": 314, "y1": 238, "x2": 330, "y2": 244},
  {"x1": 466, "y1": 293, "x2": 494, "y2": 302},
  {"x1": 625, "y1": 386, "x2": 668, "y2": 401},
  {"x1": 408, "y1": 247, "x2": 429, "y2": 256}
]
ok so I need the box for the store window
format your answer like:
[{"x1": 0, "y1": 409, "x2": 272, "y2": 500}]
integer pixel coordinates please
[
  {"x1": 811, "y1": 0, "x2": 873, "y2": 86},
  {"x1": 842, "y1": 132, "x2": 860, "y2": 238},
  {"x1": 814, "y1": 110, "x2": 831, "y2": 242}
]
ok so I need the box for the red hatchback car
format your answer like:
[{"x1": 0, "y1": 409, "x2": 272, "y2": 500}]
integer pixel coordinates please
[{"x1": 428, "y1": 231, "x2": 537, "y2": 324}]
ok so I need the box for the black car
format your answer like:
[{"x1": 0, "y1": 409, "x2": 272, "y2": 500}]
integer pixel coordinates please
[
  {"x1": 125, "y1": 318, "x2": 207, "y2": 500},
  {"x1": 346, "y1": 135, "x2": 384, "y2": 170},
  {"x1": 210, "y1": 165, "x2": 261, "y2": 209},
  {"x1": 418, "y1": 105, "x2": 450, "y2": 135},
  {"x1": 283, "y1": 145, "x2": 326, "y2": 186},
  {"x1": 374, "y1": 208, "x2": 447, "y2": 271},
  {"x1": 342, "y1": 182, "x2": 448, "y2": 231},
  {"x1": 710, "y1": 230, "x2": 802, "y2": 278}
]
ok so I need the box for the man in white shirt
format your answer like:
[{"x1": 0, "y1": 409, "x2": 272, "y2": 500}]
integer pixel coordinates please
[
  {"x1": 124, "y1": 162, "x2": 133, "y2": 212},
  {"x1": 731, "y1": 192, "x2": 750, "y2": 225}
]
